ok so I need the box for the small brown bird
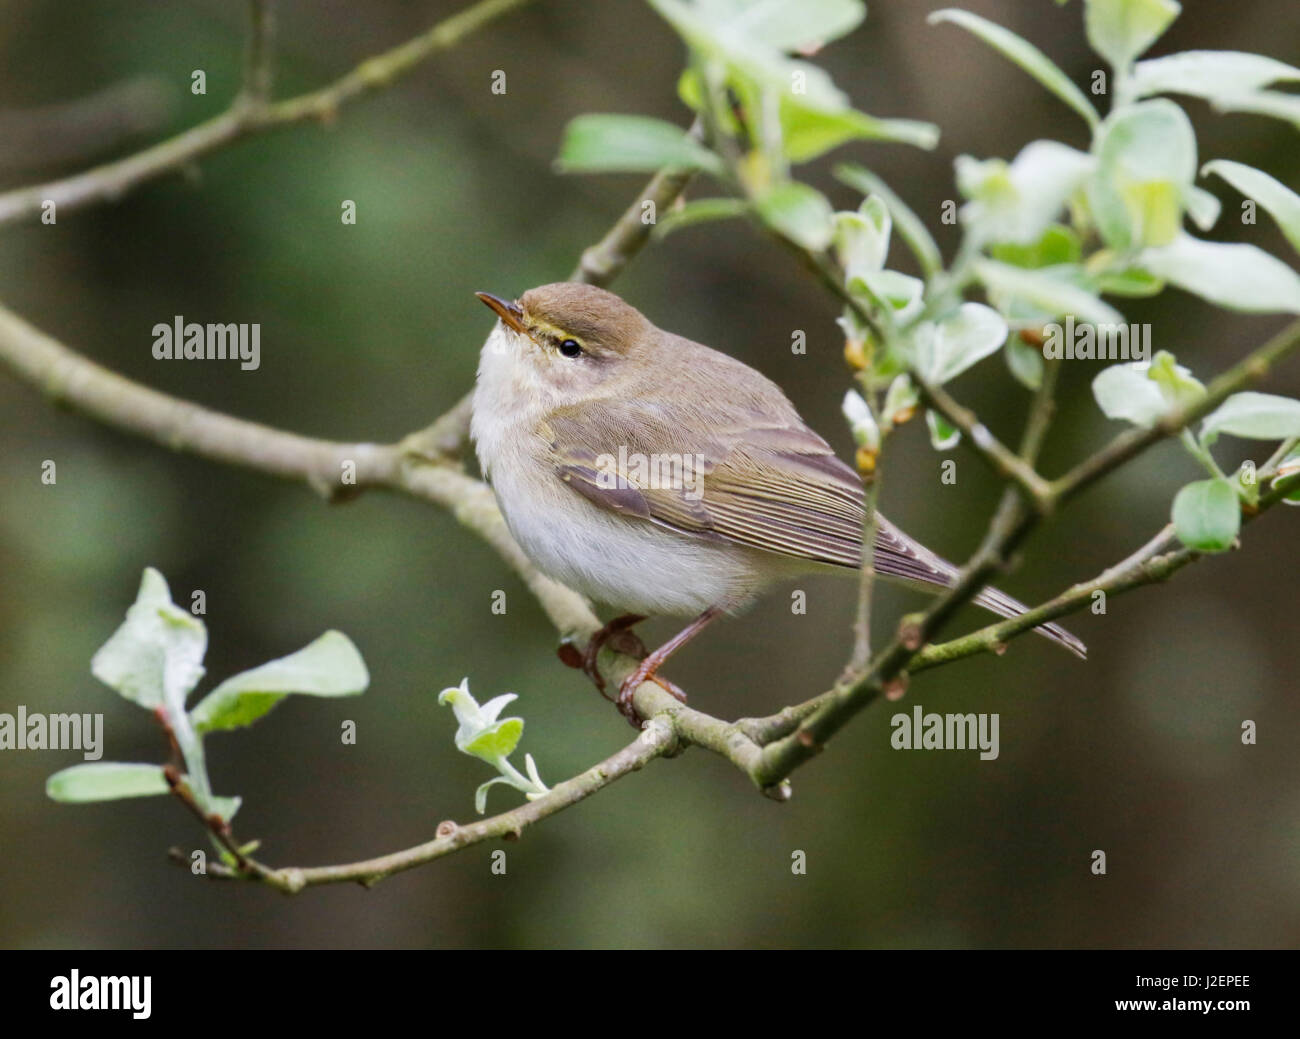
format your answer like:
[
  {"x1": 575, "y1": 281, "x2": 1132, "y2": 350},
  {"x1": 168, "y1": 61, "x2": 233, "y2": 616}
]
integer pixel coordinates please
[{"x1": 472, "y1": 283, "x2": 1084, "y2": 721}]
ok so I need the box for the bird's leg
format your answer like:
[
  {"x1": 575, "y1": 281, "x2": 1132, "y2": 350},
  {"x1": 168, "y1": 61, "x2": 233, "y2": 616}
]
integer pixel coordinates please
[
  {"x1": 579, "y1": 613, "x2": 648, "y2": 696},
  {"x1": 617, "y1": 606, "x2": 723, "y2": 725}
]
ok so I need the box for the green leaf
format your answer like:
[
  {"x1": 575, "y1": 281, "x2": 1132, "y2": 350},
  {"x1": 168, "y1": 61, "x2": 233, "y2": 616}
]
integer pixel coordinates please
[
  {"x1": 1092, "y1": 353, "x2": 1203, "y2": 426},
  {"x1": 755, "y1": 181, "x2": 833, "y2": 250},
  {"x1": 698, "y1": 0, "x2": 867, "y2": 52},
  {"x1": 464, "y1": 717, "x2": 524, "y2": 761},
  {"x1": 1182, "y1": 184, "x2": 1222, "y2": 232},
  {"x1": 1128, "y1": 50, "x2": 1300, "y2": 105},
  {"x1": 556, "y1": 115, "x2": 723, "y2": 176},
  {"x1": 991, "y1": 224, "x2": 1083, "y2": 268},
  {"x1": 835, "y1": 164, "x2": 944, "y2": 279},
  {"x1": 1092, "y1": 362, "x2": 1169, "y2": 426},
  {"x1": 975, "y1": 258, "x2": 1124, "y2": 326},
  {"x1": 928, "y1": 9, "x2": 1100, "y2": 130},
  {"x1": 1202, "y1": 160, "x2": 1300, "y2": 255},
  {"x1": 653, "y1": 197, "x2": 749, "y2": 239},
  {"x1": 1199, "y1": 392, "x2": 1300, "y2": 445},
  {"x1": 648, "y1": 0, "x2": 847, "y2": 110},
  {"x1": 1206, "y1": 91, "x2": 1300, "y2": 129},
  {"x1": 882, "y1": 373, "x2": 920, "y2": 426},
  {"x1": 915, "y1": 303, "x2": 1008, "y2": 384},
  {"x1": 852, "y1": 268, "x2": 925, "y2": 324},
  {"x1": 46, "y1": 762, "x2": 170, "y2": 803},
  {"x1": 842, "y1": 389, "x2": 879, "y2": 451},
  {"x1": 1005, "y1": 334, "x2": 1044, "y2": 390},
  {"x1": 1138, "y1": 233, "x2": 1300, "y2": 314},
  {"x1": 1147, "y1": 349, "x2": 1206, "y2": 411},
  {"x1": 833, "y1": 195, "x2": 891, "y2": 280},
  {"x1": 959, "y1": 141, "x2": 1094, "y2": 246},
  {"x1": 1171, "y1": 477, "x2": 1240, "y2": 552},
  {"x1": 189, "y1": 630, "x2": 369, "y2": 734},
  {"x1": 90, "y1": 568, "x2": 206, "y2": 712},
  {"x1": 1091, "y1": 263, "x2": 1165, "y2": 297},
  {"x1": 474, "y1": 776, "x2": 516, "y2": 815},
  {"x1": 926, "y1": 409, "x2": 961, "y2": 451},
  {"x1": 780, "y1": 101, "x2": 939, "y2": 162},
  {"x1": 1087, "y1": 100, "x2": 1198, "y2": 250},
  {"x1": 1083, "y1": 0, "x2": 1180, "y2": 70}
]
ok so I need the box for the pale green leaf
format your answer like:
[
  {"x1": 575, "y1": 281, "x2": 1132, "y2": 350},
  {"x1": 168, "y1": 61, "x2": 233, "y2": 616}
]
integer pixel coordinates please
[
  {"x1": 46, "y1": 762, "x2": 170, "y2": 803},
  {"x1": 1208, "y1": 91, "x2": 1300, "y2": 128},
  {"x1": 90, "y1": 568, "x2": 206, "y2": 712},
  {"x1": 1200, "y1": 392, "x2": 1300, "y2": 445},
  {"x1": 1092, "y1": 362, "x2": 1169, "y2": 426},
  {"x1": 698, "y1": 0, "x2": 866, "y2": 52},
  {"x1": 1171, "y1": 477, "x2": 1240, "y2": 552},
  {"x1": 916, "y1": 303, "x2": 1008, "y2": 384},
  {"x1": 475, "y1": 776, "x2": 516, "y2": 815},
  {"x1": 835, "y1": 164, "x2": 944, "y2": 279},
  {"x1": 960, "y1": 141, "x2": 1094, "y2": 246},
  {"x1": 189, "y1": 630, "x2": 369, "y2": 734},
  {"x1": 926, "y1": 409, "x2": 961, "y2": 451},
  {"x1": 1202, "y1": 160, "x2": 1300, "y2": 255},
  {"x1": 976, "y1": 258, "x2": 1124, "y2": 325},
  {"x1": 464, "y1": 717, "x2": 524, "y2": 761},
  {"x1": 780, "y1": 101, "x2": 939, "y2": 162},
  {"x1": 1128, "y1": 50, "x2": 1300, "y2": 104},
  {"x1": 1084, "y1": 0, "x2": 1180, "y2": 70},
  {"x1": 648, "y1": 0, "x2": 847, "y2": 109},
  {"x1": 755, "y1": 181, "x2": 833, "y2": 251},
  {"x1": 556, "y1": 115, "x2": 723, "y2": 176},
  {"x1": 833, "y1": 195, "x2": 891, "y2": 279},
  {"x1": 1088, "y1": 100, "x2": 1197, "y2": 249},
  {"x1": 1138, "y1": 233, "x2": 1300, "y2": 314}
]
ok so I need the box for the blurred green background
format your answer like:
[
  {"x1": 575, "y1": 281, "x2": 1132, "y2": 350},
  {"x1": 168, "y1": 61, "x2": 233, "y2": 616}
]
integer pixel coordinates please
[{"x1": 2, "y1": 0, "x2": 1298, "y2": 949}]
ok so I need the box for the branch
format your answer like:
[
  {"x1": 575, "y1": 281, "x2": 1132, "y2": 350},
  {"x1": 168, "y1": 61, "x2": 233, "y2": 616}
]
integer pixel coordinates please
[
  {"x1": 0, "y1": 0, "x2": 535, "y2": 226},
  {"x1": 187, "y1": 716, "x2": 679, "y2": 891}
]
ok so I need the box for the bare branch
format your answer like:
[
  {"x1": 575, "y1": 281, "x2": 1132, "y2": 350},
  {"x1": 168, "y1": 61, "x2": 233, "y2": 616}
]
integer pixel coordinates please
[{"x1": 0, "y1": 0, "x2": 535, "y2": 226}]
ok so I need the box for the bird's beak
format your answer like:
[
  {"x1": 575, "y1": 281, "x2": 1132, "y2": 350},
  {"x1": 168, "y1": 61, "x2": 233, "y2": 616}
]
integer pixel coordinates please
[{"x1": 475, "y1": 291, "x2": 527, "y2": 335}]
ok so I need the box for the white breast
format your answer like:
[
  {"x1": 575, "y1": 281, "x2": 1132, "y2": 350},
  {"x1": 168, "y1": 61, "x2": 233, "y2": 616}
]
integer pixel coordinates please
[{"x1": 471, "y1": 326, "x2": 776, "y2": 617}]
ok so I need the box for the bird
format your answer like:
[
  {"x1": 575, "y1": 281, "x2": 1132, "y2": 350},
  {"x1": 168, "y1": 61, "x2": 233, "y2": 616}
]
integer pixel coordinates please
[{"x1": 470, "y1": 282, "x2": 1084, "y2": 722}]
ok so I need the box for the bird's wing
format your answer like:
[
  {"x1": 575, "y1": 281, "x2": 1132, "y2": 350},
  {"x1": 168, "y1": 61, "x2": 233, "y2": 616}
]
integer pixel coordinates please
[
  {"x1": 542, "y1": 395, "x2": 1087, "y2": 658},
  {"x1": 542, "y1": 396, "x2": 866, "y2": 568}
]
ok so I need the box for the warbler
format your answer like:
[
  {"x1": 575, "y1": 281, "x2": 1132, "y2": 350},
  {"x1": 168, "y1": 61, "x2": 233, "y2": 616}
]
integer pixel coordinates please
[{"x1": 471, "y1": 283, "x2": 1083, "y2": 721}]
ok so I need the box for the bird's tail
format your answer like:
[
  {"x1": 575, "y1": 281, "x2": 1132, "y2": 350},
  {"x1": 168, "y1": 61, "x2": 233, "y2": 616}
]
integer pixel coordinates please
[{"x1": 871, "y1": 514, "x2": 1086, "y2": 660}]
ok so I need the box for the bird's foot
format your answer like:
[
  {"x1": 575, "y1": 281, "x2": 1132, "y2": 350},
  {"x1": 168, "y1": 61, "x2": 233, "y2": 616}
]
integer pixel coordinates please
[
  {"x1": 577, "y1": 614, "x2": 647, "y2": 697},
  {"x1": 615, "y1": 667, "x2": 687, "y2": 727}
]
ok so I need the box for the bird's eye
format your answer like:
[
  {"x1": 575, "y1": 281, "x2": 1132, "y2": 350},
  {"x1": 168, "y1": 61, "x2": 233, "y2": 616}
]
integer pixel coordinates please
[{"x1": 559, "y1": 338, "x2": 583, "y2": 358}]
